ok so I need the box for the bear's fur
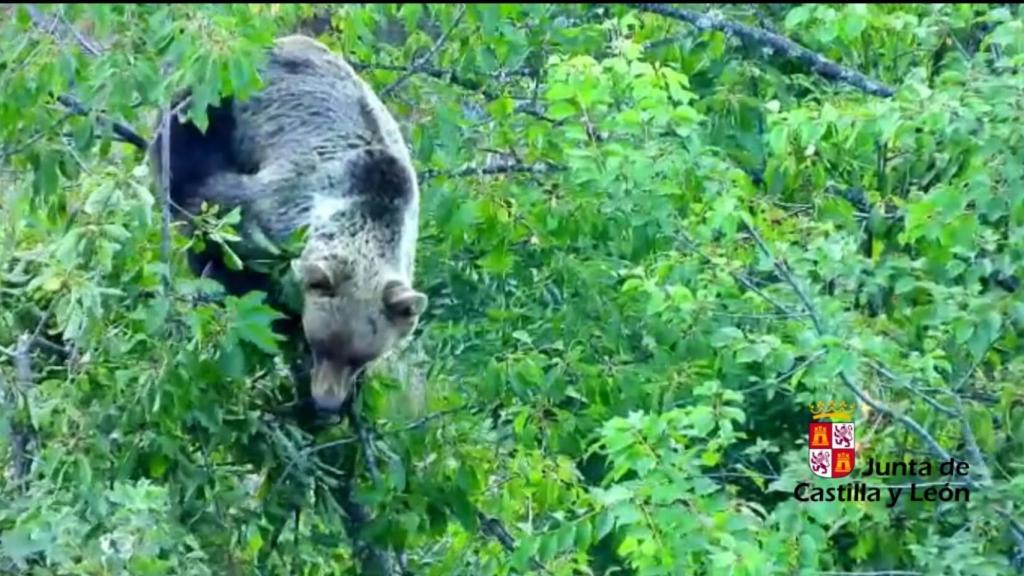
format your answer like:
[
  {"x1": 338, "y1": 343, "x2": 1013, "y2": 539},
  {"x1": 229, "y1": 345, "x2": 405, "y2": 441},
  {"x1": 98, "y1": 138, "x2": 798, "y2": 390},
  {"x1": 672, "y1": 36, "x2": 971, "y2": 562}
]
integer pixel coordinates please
[{"x1": 153, "y1": 35, "x2": 427, "y2": 416}]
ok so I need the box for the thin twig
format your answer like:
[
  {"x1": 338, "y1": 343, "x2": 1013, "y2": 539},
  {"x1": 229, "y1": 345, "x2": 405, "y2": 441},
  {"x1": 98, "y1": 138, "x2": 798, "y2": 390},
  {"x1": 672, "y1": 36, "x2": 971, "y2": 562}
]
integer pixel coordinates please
[
  {"x1": 23, "y1": 4, "x2": 62, "y2": 37},
  {"x1": 0, "y1": 112, "x2": 75, "y2": 163},
  {"x1": 25, "y1": 5, "x2": 101, "y2": 56},
  {"x1": 422, "y1": 161, "x2": 557, "y2": 181},
  {"x1": 8, "y1": 334, "x2": 37, "y2": 482},
  {"x1": 678, "y1": 232, "x2": 795, "y2": 317},
  {"x1": 633, "y1": 3, "x2": 895, "y2": 97},
  {"x1": 708, "y1": 311, "x2": 809, "y2": 320},
  {"x1": 4, "y1": 301, "x2": 55, "y2": 486},
  {"x1": 159, "y1": 112, "x2": 172, "y2": 289},
  {"x1": 347, "y1": 400, "x2": 381, "y2": 485},
  {"x1": 284, "y1": 405, "x2": 470, "y2": 484},
  {"x1": 866, "y1": 360, "x2": 958, "y2": 418},
  {"x1": 55, "y1": 94, "x2": 149, "y2": 151},
  {"x1": 813, "y1": 572, "x2": 923, "y2": 576},
  {"x1": 381, "y1": 4, "x2": 468, "y2": 98},
  {"x1": 334, "y1": 466, "x2": 403, "y2": 576},
  {"x1": 59, "y1": 12, "x2": 102, "y2": 56}
]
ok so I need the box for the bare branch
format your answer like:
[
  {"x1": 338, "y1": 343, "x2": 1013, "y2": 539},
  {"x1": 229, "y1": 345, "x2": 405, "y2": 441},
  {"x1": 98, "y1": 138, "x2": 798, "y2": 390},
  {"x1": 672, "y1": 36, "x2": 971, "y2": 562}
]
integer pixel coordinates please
[
  {"x1": 739, "y1": 217, "x2": 950, "y2": 456},
  {"x1": 389, "y1": 404, "x2": 467, "y2": 433},
  {"x1": 335, "y1": 478, "x2": 404, "y2": 576},
  {"x1": 159, "y1": 112, "x2": 172, "y2": 288},
  {"x1": 59, "y1": 13, "x2": 103, "y2": 56},
  {"x1": 25, "y1": 5, "x2": 101, "y2": 56},
  {"x1": 335, "y1": 412, "x2": 404, "y2": 575},
  {"x1": 678, "y1": 232, "x2": 795, "y2": 317},
  {"x1": 3, "y1": 302, "x2": 55, "y2": 487},
  {"x1": 633, "y1": 3, "x2": 895, "y2": 98},
  {"x1": 381, "y1": 4, "x2": 468, "y2": 98},
  {"x1": 275, "y1": 404, "x2": 471, "y2": 489},
  {"x1": 866, "y1": 360, "x2": 958, "y2": 418},
  {"x1": 7, "y1": 334, "x2": 37, "y2": 483},
  {"x1": 422, "y1": 161, "x2": 558, "y2": 181},
  {"x1": 22, "y1": 4, "x2": 62, "y2": 37},
  {"x1": 347, "y1": 399, "x2": 381, "y2": 485},
  {"x1": 954, "y1": 394, "x2": 991, "y2": 485},
  {"x1": 0, "y1": 111, "x2": 75, "y2": 164},
  {"x1": 478, "y1": 511, "x2": 518, "y2": 551},
  {"x1": 813, "y1": 571, "x2": 923, "y2": 576},
  {"x1": 55, "y1": 95, "x2": 149, "y2": 151}
]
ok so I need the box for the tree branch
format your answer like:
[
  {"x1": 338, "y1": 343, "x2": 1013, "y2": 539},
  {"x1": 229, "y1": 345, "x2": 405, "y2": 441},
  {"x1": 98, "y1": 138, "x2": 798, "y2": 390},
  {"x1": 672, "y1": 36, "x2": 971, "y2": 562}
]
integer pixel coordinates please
[
  {"x1": 813, "y1": 571, "x2": 922, "y2": 576},
  {"x1": 633, "y1": 3, "x2": 895, "y2": 98},
  {"x1": 7, "y1": 334, "x2": 37, "y2": 484},
  {"x1": 25, "y1": 5, "x2": 101, "y2": 56},
  {"x1": 3, "y1": 303, "x2": 54, "y2": 488},
  {"x1": 330, "y1": 381, "x2": 404, "y2": 575},
  {"x1": 55, "y1": 95, "x2": 149, "y2": 151},
  {"x1": 422, "y1": 161, "x2": 558, "y2": 181},
  {"x1": 335, "y1": 475, "x2": 404, "y2": 576},
  {"x1": 381, "y1": 4, "x2": 468, "y2": 98},
  {"x1": 677, "y1": 232, "x2": 796, "y2": 317},
  {"x1": 159, "y1": 111, "x2": 172, "y2": 289},
  {"x1": 347, "y1": 398, "x2": 381, "y2": 486}
]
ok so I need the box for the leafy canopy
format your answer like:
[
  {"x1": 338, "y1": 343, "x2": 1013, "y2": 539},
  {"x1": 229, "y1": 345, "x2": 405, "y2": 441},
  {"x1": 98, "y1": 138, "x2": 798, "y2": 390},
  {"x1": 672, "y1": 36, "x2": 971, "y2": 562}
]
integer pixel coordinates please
[{"x1": 2, "y1": 4, "x2": 1024, "y2": 576}]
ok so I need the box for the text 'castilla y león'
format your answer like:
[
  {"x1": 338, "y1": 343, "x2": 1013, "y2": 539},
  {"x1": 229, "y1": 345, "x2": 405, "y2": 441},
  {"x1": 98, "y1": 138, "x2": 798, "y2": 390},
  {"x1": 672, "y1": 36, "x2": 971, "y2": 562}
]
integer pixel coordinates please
[{"x1": 794, "y1": 457, "x2": 972, "y2": 508}]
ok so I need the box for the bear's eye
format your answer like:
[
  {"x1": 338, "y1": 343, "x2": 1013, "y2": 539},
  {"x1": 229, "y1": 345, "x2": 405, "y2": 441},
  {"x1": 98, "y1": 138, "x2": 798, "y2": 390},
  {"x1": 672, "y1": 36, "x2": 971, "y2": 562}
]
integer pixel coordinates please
[
  {"x1": 306, "y1": 278, "x2": 333, "y2": 295},
  {"x1": 300, "y1": 261, "x2": 336, "y2": 296}
]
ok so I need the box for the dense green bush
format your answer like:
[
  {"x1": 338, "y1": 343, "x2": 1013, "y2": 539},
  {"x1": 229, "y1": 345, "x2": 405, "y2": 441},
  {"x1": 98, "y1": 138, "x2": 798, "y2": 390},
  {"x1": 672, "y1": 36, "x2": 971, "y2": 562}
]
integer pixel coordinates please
[{"x1": 2, "y1": 4, "x2": 1023, "y2": 575}]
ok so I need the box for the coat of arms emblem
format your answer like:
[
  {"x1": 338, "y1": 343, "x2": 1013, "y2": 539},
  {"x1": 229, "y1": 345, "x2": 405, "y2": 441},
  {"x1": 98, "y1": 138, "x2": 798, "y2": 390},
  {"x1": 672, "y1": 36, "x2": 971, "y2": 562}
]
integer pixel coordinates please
[{"x1": 808, "y1": 400, "x2": 855, "y2": 479}]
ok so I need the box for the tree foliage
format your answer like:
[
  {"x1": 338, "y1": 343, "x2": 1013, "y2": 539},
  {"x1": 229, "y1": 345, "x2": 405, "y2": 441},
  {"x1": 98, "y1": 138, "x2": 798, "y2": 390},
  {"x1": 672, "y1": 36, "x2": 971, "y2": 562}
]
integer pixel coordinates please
[{"x1": 2, "y1": 3, "x2": 1024, "y2": 575}]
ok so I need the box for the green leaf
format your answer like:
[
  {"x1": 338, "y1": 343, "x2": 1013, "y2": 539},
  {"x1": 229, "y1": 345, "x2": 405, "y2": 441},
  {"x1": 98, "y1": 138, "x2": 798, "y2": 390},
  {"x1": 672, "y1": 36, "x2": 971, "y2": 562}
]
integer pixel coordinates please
[
  {"x1": 218, "y1": 344, "x2": 246, "y2": 380},
  {"x1": 555, "y1": 523, "x2": 575, "y2": 552},
  {"x1": 538, "y1": 531, "x2": 558, "y2": 563},
  {"x1": 449, "y1": 490, "x2": 479, "y2": 532},
  {"x1": 144, "y1": 297, "x2": 170, "y2": 335},
  {"x1": 1, "y1": 525, "x2": 50, "y2": 564},
  {"x1": 546, "y1": 83, "x2": 575, "y2": 102},
  {"x1": 148, "y1": 452, "x2": 170, "y2": 478},
  {"x1": 784, "y1": 5, "x2": 814, "y2": 29},
  {"x1": 246, "y1": 530, "x2": 264, "y2": 557},
  {"x1": 595, "y1": 510, "x2": 615, "y2": 539},
  {"x1": 34, "y1": 151, "x2": 60, "y2": 197},
  {"x1": 547, "y1": 101, "x2": 576, "y2": 120},
  {"x1": 711, "y1": 327, "x2": 744, "y2": 347},
  {"x1": 575, "y1": 517, "x2": 593, "y2": 549},
  {"x1": 736, "y1": 343, "x2": 768, "y2": 364}
]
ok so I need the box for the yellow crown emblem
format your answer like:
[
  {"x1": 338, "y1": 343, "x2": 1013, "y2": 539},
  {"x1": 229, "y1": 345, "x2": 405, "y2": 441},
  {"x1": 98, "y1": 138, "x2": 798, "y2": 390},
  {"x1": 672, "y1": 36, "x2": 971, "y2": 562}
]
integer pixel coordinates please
[{"x1": 808, "y1": 400, "x2": 854, "y2": 422}]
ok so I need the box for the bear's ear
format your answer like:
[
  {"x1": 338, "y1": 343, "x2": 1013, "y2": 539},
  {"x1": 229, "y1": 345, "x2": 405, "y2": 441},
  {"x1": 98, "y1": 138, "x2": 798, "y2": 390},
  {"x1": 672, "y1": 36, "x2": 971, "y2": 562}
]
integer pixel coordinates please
[
  {"x1": 383, "y1": 280, "x2": 427, "y2": 321},
  {"x1": 292, "y1": 259, "x2": 334, "y2": 295}
]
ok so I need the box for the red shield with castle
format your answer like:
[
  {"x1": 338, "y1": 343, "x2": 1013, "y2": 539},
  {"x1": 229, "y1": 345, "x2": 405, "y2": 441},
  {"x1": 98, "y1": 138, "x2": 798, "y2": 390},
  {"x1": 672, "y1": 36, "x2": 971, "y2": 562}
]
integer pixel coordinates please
[{"x1": 808, "y1": 421, "x2": 855, "y2": 478}]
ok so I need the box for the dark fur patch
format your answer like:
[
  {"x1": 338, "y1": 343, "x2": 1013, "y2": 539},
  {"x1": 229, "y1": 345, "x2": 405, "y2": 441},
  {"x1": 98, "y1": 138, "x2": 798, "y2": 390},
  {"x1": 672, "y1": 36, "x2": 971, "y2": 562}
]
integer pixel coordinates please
[
  {"x1": 157, "y1": 96, "x2": 243, "y2": 210},
  {"x1": 154, "y1": 95, "x2": 286, "y2": 309},
  {"x1": 348, "y1": 147, "x2": 414, "y2": 221}
]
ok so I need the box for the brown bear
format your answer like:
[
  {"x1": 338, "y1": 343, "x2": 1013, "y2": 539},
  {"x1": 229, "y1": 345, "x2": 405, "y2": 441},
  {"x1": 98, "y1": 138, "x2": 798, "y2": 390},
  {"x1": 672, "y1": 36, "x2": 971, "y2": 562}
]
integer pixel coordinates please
[{"x1": 152, "y1": 35, "x2": 427, "y2": 417}]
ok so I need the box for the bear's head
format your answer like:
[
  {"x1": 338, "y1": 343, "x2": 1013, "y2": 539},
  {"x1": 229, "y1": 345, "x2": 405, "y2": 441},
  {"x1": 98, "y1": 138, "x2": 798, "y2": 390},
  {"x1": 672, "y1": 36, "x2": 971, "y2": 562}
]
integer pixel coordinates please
[{"x1": 293, "y1": 254, "x2": 426, "y2": 413}]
